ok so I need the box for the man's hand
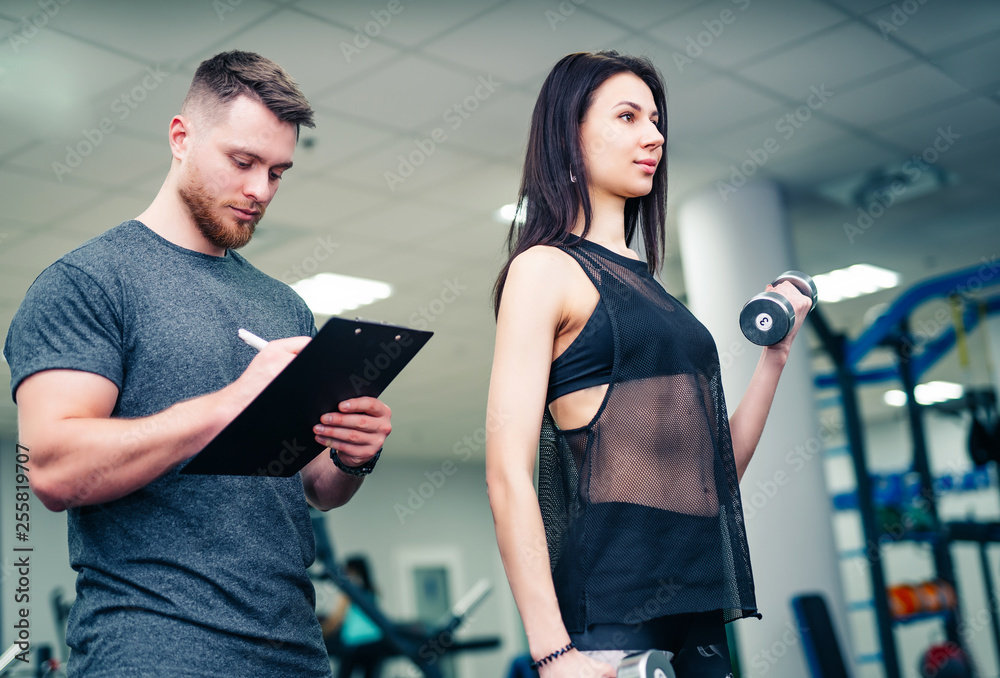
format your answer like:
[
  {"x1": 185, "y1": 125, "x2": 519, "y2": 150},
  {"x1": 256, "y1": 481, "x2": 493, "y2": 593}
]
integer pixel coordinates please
[{"x1": 313, "y1": 397, "x2": 392, "y2": 467}]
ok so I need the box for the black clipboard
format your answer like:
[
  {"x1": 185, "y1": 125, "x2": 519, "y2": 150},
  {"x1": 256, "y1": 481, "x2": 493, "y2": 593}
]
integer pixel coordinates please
[{"x1": 181, "y1": 317, "x2": 432, "y2": 477}]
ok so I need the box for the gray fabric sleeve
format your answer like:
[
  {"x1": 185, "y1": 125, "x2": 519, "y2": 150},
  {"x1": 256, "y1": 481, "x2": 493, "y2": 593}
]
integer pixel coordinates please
[{"x1": 5, "y1": 261, "x2": 124, "y2": 402}]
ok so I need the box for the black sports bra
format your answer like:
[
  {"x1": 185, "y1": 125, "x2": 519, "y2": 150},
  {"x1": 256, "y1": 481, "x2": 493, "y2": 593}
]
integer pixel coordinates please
[{"x1": 546, "y1": 297, "x2": 614, "y2": 404}]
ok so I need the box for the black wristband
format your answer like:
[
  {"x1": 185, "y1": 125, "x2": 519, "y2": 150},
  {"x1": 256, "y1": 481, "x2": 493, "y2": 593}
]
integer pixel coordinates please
[
  {"x1": 530, "y1": 642, "x2": 575, "y2": 670},
  {"x1": 330, "y1": 448, "x2": 381, "y2": 476}
]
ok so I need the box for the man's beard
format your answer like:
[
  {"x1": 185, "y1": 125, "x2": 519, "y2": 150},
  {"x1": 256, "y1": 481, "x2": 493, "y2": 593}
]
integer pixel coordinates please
[{"x1": 178, "y1": 169, "x2": 264, "y2": 251}]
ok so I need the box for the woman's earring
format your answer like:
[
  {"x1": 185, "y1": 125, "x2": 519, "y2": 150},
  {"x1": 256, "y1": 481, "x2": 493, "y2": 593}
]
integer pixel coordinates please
[{"x1": 569, "y1": 166, "x2": 577, "y2": 183}]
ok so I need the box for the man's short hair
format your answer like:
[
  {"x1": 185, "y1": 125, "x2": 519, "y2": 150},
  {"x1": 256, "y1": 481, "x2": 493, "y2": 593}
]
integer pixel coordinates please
[{"x1": 181, "y1": 50, "x2": 315, "y2": 139}]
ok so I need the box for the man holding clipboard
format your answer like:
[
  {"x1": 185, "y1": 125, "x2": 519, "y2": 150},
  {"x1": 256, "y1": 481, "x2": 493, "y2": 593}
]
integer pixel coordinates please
[{"x1": 4, "y1": 52, "x2": 391, "y2": 677}]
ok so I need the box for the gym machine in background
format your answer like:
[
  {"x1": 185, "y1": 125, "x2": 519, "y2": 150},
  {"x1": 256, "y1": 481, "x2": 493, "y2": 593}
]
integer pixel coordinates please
[
  {"x1": 309, "y1": 510, "x2": 500, "y2": 678},
  {"x1": 810, "y1": 263, "x2": 1000, "y2": 678}
]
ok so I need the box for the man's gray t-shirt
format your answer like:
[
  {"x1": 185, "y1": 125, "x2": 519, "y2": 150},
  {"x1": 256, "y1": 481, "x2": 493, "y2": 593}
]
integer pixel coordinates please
[{"x1": 4, "y1": 220, "x2": 331, "y2": 677}]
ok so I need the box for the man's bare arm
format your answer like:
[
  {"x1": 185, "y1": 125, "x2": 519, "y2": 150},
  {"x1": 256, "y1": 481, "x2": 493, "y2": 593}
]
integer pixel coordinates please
[
  {"x1": 301, "y1": 397, "x2": 391, "y2": 511},
  {"x1": 17, "y1": 337, "x2": 309, "y2": 511}
]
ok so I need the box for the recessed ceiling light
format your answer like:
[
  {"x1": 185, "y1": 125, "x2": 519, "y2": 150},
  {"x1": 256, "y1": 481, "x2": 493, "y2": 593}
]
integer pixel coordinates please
[
  {"x1": 494, "y1": 200, "x2": 527, "y2": 225},
  {"x1": 814, "y1": 264, "x2": 900, "y2": 303},
  {"x1": 291, "y1": 273, "x2": 392, "y2": 316},
  {"x1": 883, "y1": 381, "x2": 963, "y2": 407}
]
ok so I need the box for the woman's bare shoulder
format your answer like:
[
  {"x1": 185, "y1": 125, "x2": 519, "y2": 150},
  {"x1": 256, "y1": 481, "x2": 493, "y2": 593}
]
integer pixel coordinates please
[{"x1": 508, "y1": 244, "x2": 577, "y2": 279}]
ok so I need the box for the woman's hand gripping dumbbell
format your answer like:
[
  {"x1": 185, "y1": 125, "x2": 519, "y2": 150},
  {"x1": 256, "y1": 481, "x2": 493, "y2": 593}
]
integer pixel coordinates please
[{"x1": 739, "y1": 271, "x2": 818, "y2": 346}]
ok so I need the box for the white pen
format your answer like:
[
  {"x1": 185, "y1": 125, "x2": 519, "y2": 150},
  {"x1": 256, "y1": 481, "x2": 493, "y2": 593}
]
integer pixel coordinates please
[{"x1": 238, "y1": 328, "x2": 269, "y2": 352}]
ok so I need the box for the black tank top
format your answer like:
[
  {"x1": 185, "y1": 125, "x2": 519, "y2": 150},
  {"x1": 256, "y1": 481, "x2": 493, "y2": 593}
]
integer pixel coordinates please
[
  {"x1": 547, "y1": 298, "x2": 614, "y2": 404},
  {"x1": 538, "y1": 236, "x2": 759, "y2": 634}
]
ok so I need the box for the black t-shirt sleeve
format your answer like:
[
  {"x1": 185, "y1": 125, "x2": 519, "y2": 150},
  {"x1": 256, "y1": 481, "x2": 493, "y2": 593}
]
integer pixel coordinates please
[{"x1": 4, "y1": 261, "x2": 124, "y2": 402}]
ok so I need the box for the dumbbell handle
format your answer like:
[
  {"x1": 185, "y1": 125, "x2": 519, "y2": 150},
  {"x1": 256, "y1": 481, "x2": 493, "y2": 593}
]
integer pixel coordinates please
[
  {"x1": 617, "y1": 650, "x2": 676, "y2": 678},
  {"x1": 771, "y1": 270, "x2": 818, "y2": 311}
]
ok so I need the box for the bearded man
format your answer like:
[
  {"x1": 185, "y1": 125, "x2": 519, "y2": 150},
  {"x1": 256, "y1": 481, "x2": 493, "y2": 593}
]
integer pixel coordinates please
[{"x1": 4, "y1": 51, "x2": 389, "y2": 677}]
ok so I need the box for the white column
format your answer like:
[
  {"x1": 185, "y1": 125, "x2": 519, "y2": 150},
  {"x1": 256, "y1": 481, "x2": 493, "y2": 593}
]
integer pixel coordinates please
[{"x1": 678, "y1": 181, "x2": 849, "y2": 677}]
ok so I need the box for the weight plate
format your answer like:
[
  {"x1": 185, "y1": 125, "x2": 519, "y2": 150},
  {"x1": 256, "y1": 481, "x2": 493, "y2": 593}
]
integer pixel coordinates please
[{"x1": 740, "y1": 293, "x2": 794, "y2": 345}]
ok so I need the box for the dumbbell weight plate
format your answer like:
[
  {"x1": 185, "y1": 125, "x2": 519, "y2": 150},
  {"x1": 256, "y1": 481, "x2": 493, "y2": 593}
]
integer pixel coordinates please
[
  {"x1": 618, "y1": 650, "x2": 676, "y2": 678},
  {"x1": 740, "y1": 292, "x2": 795, "y2": 346}
]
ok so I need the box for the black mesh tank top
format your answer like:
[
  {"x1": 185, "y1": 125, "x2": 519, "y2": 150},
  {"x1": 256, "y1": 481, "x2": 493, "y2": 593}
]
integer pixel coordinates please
[{"x1": 539, "y1": 236, "x2": 759, "y2": 633}]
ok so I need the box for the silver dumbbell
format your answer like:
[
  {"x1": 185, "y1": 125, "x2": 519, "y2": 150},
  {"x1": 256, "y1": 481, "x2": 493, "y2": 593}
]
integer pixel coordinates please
[
  {"x1": 617, "y1": 650, "x2": 676, "y2": 678},
  {"x1": 739, "y1": 270, "x2": 818, "y2": 346}
]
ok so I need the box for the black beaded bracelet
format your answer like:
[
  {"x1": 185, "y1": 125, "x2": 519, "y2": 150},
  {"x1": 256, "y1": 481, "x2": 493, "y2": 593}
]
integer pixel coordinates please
[
  {"x1": 330, "y1": 448, "x2": 381, "y2": 476},
  {"x1": 530, "y1": 642, "x2": 575, "y2": 670}
]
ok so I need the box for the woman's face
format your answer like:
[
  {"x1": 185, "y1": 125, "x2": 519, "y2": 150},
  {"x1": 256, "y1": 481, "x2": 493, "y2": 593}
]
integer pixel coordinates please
[{"x1": 578, "y1": 72, "x2": 663, "y2": 203}]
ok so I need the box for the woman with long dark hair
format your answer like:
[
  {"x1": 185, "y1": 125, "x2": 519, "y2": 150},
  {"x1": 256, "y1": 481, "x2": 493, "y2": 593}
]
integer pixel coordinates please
[{"x1": 486, "y1": 51, "x2": 811, "y2": 677}]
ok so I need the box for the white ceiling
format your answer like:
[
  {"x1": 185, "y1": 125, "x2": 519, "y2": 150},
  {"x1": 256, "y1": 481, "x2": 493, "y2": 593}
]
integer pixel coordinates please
[{"x1": 1, "y1": 0, "x2": 999, "y2": 455}]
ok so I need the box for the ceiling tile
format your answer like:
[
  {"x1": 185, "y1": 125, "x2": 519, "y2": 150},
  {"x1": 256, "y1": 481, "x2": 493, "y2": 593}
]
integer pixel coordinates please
[
  {"x1": 702, "y1": 111, "x2": 847, "y2": 164},
  {"x1": 669, "y1": 77, "x2": 783, "y2": 137},
  {"x1": 264, "y1": 176, "x2": 387, "y2": 229},
  {"x1": 0, "y1": 169, "x2": 105, "y2": 225},
  {"x1": 105, "y1": 67, "x2": 194, "y2": 138},
  {"x1": 583, "y1": 0, "x2": 706, "y2": 31},
  {"x1": 419, "y1": 214, "x2": 507, "y2": 268},
  {"x1": 940, "y1": 131, "x2": 1000, "y2": 184},
  {"x1": 296, "y1": 112, "x2": 396, "y2": 175},
  {"x1": 935, "y1": 34, "x2": 1000, "y2": 91},
  {"x1": 60, "y1": 195, "x2": 154, "y2": 240},
  {"x1": 248, "y1": 228, "x2": 390, "y2": 287},
  {"x1": 821, "y1": 63, "x2": 969, "y2": 128},
  {"x1": 8, "y1": 135, "x2": 166, "y2": 190},
  {"x1": 739, "y1": 23, "x2": 914, "y2": 99},
  {"x1": 766, "y1": 135, "x2": 901, "y2": 187},
  {"x1": 512, "y1": 36, "x2": 721, "y2": 103},
  {"x1": 423, "y1": 0, "x2": 631, "y2": 85},
  {"x1": 327, "y1": 138, "x2": 486, "y2": 197},
  {"x1": 0, "y1": 269, "x2": 33, "y2": 307},
  {"x1": 332, "y1": 199, "x2": 474, "y2": 251},
  {"x1": 437, "y1": 90, "x2": 534, "y2": 160},
  {"x1": 647, "y1": 0, "x2": 845, "y2": 69},
  {"x1": 873, "y1": 98, "x2": 1000, "y2": 150},
  {"x1": 824, "y1": 0, "x2": 894, "y2": 13},
  {"x1": 420, "y1": 162, "x2": 521, "y2": 215},
  {"x1": 0, "y1": 122, "x2": 34, "y2": 159},
  {"x1": 0, "y1": 231, "x2": 93, "y2": 276},
  {"x1": 18, "y1": 0, "x2": 283, "y2": 64},
  {"x1": 320, "y1": 55, "x2": 493, "y2": 131},
  {"x1": 0, "y1": 217, "x2": 38, "y2": 241},
  {"x1": 0, "y1": 29, "x2": 146, "y2": 140},
  {"x1": 294, "y1": 0, "x2": 508, "y2": 47},
  {"x1": 188, "y1": 8, "x2": 402, "y2": 99},
  {"x1": 864, "y1": 0, "x2": 1000, "y2": 53}
]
